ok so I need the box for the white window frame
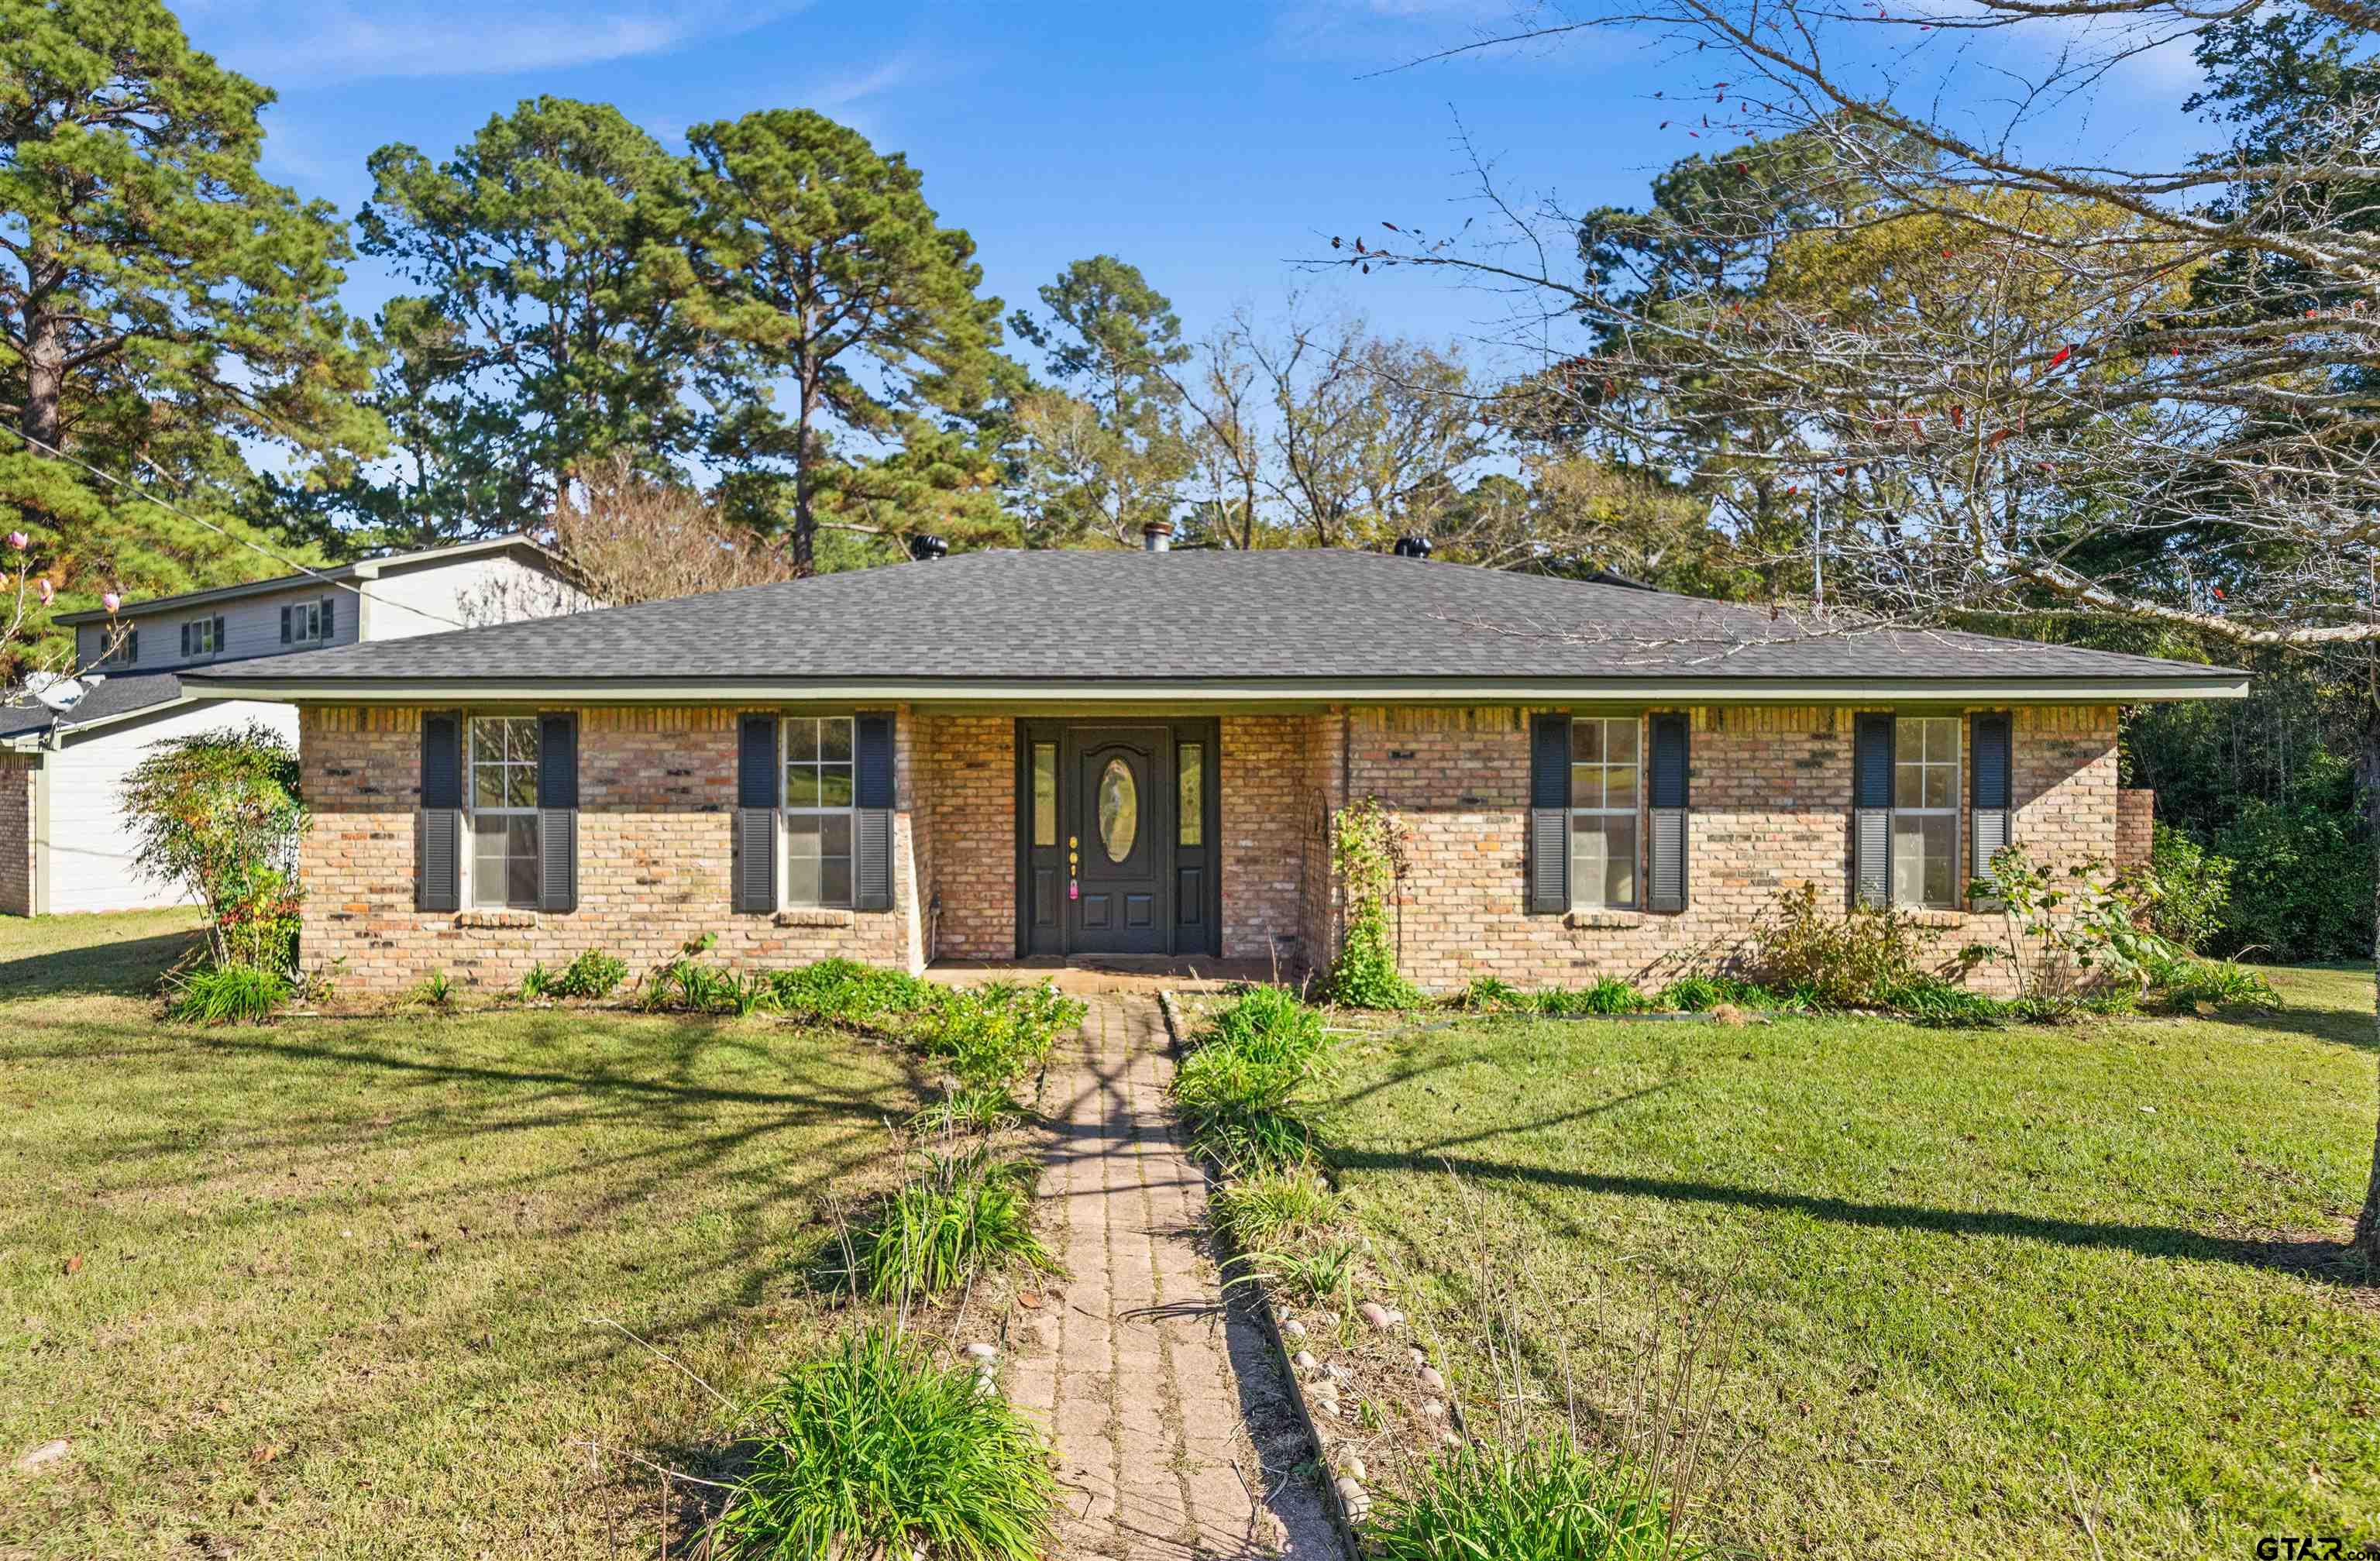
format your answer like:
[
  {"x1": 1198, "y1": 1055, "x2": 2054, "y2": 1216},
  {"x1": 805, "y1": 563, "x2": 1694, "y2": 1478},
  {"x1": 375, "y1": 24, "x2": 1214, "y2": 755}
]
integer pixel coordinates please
[
  {"x1": 1570, "y1": 715, "x2": 1642, "y2": 912},
  {"x1": 287, "y1": 600, "x2": 327, "y2": 645},
  {"x1": 184, "y1": 617, "x2": 221, "y2": 657},
  {"x1": 780, "y1": 715, "x2": 857, "y2": 909},
  {"x1": 466, "y1": 714, "x2": 542, "y2": 909},
  {"x1": 101, "y1": 625, "x2": 137, "y2": 666},
  {"x1": 1892, "y1": 716, "x2": 1962, "y2": 909}
]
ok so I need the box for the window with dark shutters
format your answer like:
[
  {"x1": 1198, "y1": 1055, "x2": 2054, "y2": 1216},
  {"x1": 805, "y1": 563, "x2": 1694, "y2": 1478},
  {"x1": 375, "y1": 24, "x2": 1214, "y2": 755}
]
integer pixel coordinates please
[
  {"x1": 854, "y1": 711, "x2": 896, "y2": 913},
  {"x1": 734, "y1": 715, "x2": 779, "y2": 913},
  {"x1": 537, "y1": 713, "x2": 578, "y2": 913},
  {"x1": 321, "y1": 596, "x2": 336, "y2": 641},
  {"x1": 1852, "y1": 713, "x2": 1894, "y2": 909},
  {"x1": 1527, "y1": 714, "x2": 1571, "y2": 914},
  {"x1": 1647, "y1": 713, "x2": 1690, "y2": 913},
  {"x1": 418, "y1": 711, "x2": 464, "y2": 913},
  {"x1": 1969, "y1": 712, "x2": 2014, "y2": 899}
]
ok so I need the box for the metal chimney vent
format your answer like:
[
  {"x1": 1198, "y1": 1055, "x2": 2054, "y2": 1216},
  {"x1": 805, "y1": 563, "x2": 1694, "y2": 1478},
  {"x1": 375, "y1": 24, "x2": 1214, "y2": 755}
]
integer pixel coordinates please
[
  {"x1": 1142, "y1": 520, "x2": 1174, "y2": 552},
  {"x1": 907, "y1": 533, "x2": 948, "y2": 562},
  {"x1": 1392, "y1": 535, "x2": 1434, "y2": 559}
]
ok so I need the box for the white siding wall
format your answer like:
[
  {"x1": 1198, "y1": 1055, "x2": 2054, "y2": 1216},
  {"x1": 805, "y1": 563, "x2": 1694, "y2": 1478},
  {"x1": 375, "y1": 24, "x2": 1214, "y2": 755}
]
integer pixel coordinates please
[
  {"x1": 38, "y1": 699, "x2": 299, "y2": 914},
  {"x1": 368, "y1": 552, "x2": 588, "y2": 638},
  {"x1": 77, "y1": 580, "x2": 362, "y2": 673}
]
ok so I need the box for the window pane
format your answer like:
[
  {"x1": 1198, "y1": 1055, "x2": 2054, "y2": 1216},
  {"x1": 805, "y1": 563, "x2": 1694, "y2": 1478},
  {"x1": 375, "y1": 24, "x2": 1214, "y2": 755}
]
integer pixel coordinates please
[
  {"x1": 1603, "y1": 760, "x2": 1638, "y2": 810},
  {"x1": 786, "y1": 852, "x2": 823, "y2": 906},
  {"x1": 820, "y1": 719, "x2": 853, "y2": 762},
  {"x1": 1178, "y1": 744, "x2": 1204, "y2": 846},
  {"x1": 1922, "y1": 766, "x2": 1953, "y2": 809},
  {"x1": 506, "y1": 764, "x2": 538, "y2": 807},
  {"x1": 1606, "y1": 719, "x2": 1639, "y2": 765},
  {"x1": 1098, "y1": 758, "x2": 1137, "y2": 862},
  {"x1": 1894, "y1": 763, "x2": 1922, "y2": 810},
  {"x1": 471, "y1": 816, "x2": 508, "y2": 907},
  {"x1": 1891, "y1": 816, "x2": 1928, "y2": 906},
  {"x1": 1603, "y1": 814, "x2": 1638, "y2": 907},
  {"x1": 1032, "y1": 744, "x2": 1058, "y2": 846},
  {"x1": 474, "y1": 765, "x2": 507, "y2": 808},
  {"x1": 1571, "y1": 721, "x2": 1603, "y2": 764},
  {"x1": 785, "y1": 767, "x2": 820, "y2": 807},
  {"x1": 820, "y1": 857, "x2": 852, "y2": 906},
  {"x1": 785, "y1": 719, "x2": 818, "y2": 762},
  {"x1": 818, "y1": 814, "x2": 851, "y2": 857},
  {"x1": 786, "y1": 815, "x2": 823, "y2": 858},
  {"x1": 509, "y1": 717, "x2": 541, "y2": 765},
  {"x1": 818, "y1": 765, "x2": 854, "y2": 807}
]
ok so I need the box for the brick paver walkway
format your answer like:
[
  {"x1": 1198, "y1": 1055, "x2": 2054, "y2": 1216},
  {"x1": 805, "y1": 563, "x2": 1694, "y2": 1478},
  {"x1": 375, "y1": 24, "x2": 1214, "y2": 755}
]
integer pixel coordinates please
[{"x1": 1006, "y1": 995, "x2": 1330, "y2": 1559}]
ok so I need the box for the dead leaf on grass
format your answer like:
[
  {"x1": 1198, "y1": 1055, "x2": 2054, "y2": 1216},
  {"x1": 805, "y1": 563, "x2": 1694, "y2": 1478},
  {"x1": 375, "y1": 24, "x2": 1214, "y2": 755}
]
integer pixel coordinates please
[{"x1": 61, "y1": 1253, "x2": 82, "y2": 1276}]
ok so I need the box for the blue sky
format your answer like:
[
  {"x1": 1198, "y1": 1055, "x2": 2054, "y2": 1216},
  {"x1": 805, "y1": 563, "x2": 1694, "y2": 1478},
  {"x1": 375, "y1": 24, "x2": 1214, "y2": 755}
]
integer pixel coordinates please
[{"x1": 175, "y1": 0, "x2": 2223, "y2": 379}]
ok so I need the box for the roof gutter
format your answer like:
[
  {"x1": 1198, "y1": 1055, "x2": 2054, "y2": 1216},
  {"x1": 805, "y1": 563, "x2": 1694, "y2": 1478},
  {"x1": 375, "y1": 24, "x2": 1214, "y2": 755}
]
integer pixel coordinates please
[{"x1": 177, "y1": 672, "x2": 2252, "y2": 706}]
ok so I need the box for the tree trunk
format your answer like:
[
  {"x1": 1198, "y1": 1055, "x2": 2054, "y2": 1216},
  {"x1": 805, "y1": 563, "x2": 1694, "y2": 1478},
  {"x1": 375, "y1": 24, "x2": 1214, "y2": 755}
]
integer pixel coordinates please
[{"x1": 2356, "y1": 820, "x2": 2380, "y2": 1262}]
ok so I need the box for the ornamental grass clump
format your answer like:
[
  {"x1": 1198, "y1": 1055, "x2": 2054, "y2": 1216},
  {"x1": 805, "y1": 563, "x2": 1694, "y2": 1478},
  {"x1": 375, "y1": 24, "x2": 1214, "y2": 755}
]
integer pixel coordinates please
[
  {"x1": 1174, "y1": 985, "x2": 1340, "y2": 1175},
  {"x1": 165, "y1": 961, "x2": 291, "y2": 1026},
  {"x1": 713, "y1": 1327, "x2": 1056, "y2": 1561},
  {"x1": 1208, "y1": 1167, "x2": 1347, "y2": 1254},
  {"x1": 1365, "y1": 1436, "x2": 1707, "y2": 1561},
  {"x1": 849, "y1": 1146, "x2": 1058, "y2": 1301}
]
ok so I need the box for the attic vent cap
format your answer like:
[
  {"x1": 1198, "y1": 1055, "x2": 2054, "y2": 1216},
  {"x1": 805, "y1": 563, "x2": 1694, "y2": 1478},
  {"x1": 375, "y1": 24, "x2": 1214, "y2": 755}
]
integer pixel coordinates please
[
  {"x1": 1392, "y1": 535, "x2": 1433, "y2": 559},
  {"x1": 1141, "y1": 520, "x2": 1174, "y2": 553},
  {"x1": 907, "y1": 533, "x2": 948, "y2": 562}
]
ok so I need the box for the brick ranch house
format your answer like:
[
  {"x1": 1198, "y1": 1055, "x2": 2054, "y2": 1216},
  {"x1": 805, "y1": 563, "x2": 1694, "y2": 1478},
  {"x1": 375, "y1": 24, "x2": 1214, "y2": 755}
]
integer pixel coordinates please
[{"x1": 180, "y1": 545, "x2": 2246, "y2": 997}]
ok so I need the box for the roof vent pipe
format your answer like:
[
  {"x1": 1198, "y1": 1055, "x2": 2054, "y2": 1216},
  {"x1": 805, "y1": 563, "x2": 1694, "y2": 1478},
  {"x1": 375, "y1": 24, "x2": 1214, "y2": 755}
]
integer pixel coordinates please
[
  {"x1": 1392, "y1": 535, "x2": 1433, "y2": 559},
  {"x1": 907, "y1": 533, "x2": 948, "y2": 562},
  {"x1": 1142, "y1": 520, "x2": 1173, "y2": 553}
]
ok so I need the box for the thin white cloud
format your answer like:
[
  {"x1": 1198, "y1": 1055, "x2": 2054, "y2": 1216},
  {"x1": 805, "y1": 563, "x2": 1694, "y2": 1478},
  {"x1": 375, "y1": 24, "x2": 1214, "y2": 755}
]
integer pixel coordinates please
[
  {"x1": 205, "y1": 2, "x2": 807, "y2": 84},
  {"x1": 811, "y1": 53, "x2": 920, "y2": 112}
]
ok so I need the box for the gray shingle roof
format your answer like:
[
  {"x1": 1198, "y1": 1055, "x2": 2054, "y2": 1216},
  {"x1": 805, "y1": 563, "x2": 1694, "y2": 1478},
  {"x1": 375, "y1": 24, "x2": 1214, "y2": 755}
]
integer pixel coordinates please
[
  {"x1": 0, "y1": 672, "x2": 187, "y2": 741},
  {"x1": 180, "y1": 548, "x2": 2238, "y2": 691}
]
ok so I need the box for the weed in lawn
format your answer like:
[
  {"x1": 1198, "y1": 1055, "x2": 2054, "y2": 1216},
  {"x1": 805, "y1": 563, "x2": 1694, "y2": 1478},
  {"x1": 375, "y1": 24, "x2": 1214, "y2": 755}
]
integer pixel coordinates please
[
  {"x1": 1210, "y1": 1168, "x2": 1347, "y2": 1254},
  {"x1": 713, "y1": 1327, "x2": 1056, "y2": 1561},
  {"x1": 166, "y1": 961, "x2": 289, "y2": 1024},
  {"x1": 1366, "y1": 1436, "x2": 1706, "y2": 1561},
  {"x1": 848, "y1": 1146, "x2": 1058, "y2": 1301}
]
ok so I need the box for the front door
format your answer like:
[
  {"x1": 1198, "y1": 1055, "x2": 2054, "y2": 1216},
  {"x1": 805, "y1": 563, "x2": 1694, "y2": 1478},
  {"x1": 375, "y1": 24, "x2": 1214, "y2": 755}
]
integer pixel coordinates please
[
  {"x1": 1017, "y1": 719, "x2": 1219, "y2": 958},
  {"x1": 1071, "y1": 727, "x2": 1166, "y2": 954}
]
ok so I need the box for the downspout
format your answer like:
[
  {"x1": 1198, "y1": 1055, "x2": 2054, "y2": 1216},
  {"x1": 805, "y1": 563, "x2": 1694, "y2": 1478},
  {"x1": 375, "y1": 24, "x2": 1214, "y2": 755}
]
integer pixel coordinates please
[{"x1": 31, "y1": 746, "x2": 50, "y2": 916}]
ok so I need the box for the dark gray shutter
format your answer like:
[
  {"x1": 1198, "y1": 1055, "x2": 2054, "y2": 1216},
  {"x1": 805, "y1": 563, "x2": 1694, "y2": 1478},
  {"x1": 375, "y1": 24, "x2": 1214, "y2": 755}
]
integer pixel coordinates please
[
  {"x1": 181, "y1": 622, "x2": 192, "y2": 656},
  {"x1": 1970, "y1": 711, "x2": 2013, "y2": 896},
  {"x1": 419, "y1": 711, "x2": 463, "y2": 913},
  {"x1": 1528, "y1": 714, "x2": 1571, "y2": 914},
  {"x1": 212, "y1": 614, "x2": 225, "y2": 652},
  {"x1": 734, "y1": 714, "x2": 778, "y2": 913},
  {"x1": 280, "y1": 605, "x2": 291, "y2": 644},
  {"x1": 537, "y1": 712, "x2": 578, "y2": 913},
  {"x1": 1853, "y1": 713, "x2": 1894, "y2": 909},
  {"x1": 854, "y1": 710, "x2": 896, "y2": 913},
  {"x1": 321, "y1": 595, "x2": 335, "y2": 641},
  {"x1": 1648, "y1": 712, "x2": 1690, "y2": 913}
]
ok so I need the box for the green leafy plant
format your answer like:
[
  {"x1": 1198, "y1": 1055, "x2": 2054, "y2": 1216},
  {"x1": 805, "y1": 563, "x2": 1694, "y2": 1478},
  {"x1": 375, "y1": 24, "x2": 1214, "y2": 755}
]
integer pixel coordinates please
[
  {"x1": 1656, "y1": 974, "x2": 1791, "y2": 1013},
  {"x1": 770, "y1": 958, "x2": 941, "y2": 1027},
  {"x1": 550, "y1": 949, "x2": 628, "y2": 999},
  {"x1": 907, "y1": 1082, "x2": 1027, "y2": 1136},
  {"x1": 1225, "y1": 1240, "x2": 1358, "y2": 1308},
  {"x1": 2141, "y1": 954, "x2": 2279, "y2": 1012},
  {"x1": 714, "y1": 1327, "x2": 1056, "y2": 1561},
  {"x1": 1750, "y1": 883, "x2": 1944, "y2": 1009},
  {"x1": 1209, "y1": 1168, "x2": 1347, "y2": 1254},
  {"x1": 517, "y1": 961, "x2": 554, "y2": 1002},
  {"x1": 2209, "y1": 799, "x2": 2373, "y2": 962},
  {"x1": 1450, "y1": 975, "x2": 1525, "y2": 1011},
  {"x1": 1533, "y1": 977, "x2": 1652, "y2": 1016},
  {"x1": 409, "y1": 970, "x2": 458, "y2": 1016},
  {"x1": 166, "y1": 961, "x2": 291, "y2": 1025},
  {"x1": 120, "y1": 723, "x2": 308, "y2": 976},
  {"x1": 2142, "y1": 823, "x2": 2234, "y2": 952},
  {"x1": 913, "y1": 982, "x2": 1082, "y2": 1085},
  {"x1": 1366, "y1": 1436, "x2": 1706, "y2": 1561},
  {"x1": 1174, "y1": 985, "x2": 1339, "y2": 1175},
  {"x1": 1975, "y1": 844, "x2": 2179, "y2": 1001},
  {"x1": 849, "y1": 1147, "x2": 1058, "y2": 1301},
  {"x1": 1326, "y1": 796, "x2": 1422, "y2": 1009},
  {"x1": 1881, "y1": 975, "x2": 2012, "y2": 1028}
]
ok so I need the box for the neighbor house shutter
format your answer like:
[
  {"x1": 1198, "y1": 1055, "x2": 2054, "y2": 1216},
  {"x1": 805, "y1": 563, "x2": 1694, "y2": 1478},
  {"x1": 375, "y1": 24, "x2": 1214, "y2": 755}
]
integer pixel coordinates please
[
  {"x1": 181, "y1": 622, "x2": 193, "y2": 656},
  {"x1": 734, "y1": 714, "x2": 779, "y2": 913},
  {"x1": 1528, "y1": 714, "x2": 1572, "y2": 914},
  {"x1": 538, "y1": 712, "x2": 578, "y2": 914},
  {"x1": 212, "y1": 614, "x2": 225, "y2": 652},
  {"x1": 320, "y1": 595, "x2": 336, "y2": 641},
  {"x1": 418, "y1": 711, "x2": 464, "y2": 913},
  {"x1": 1853, "y1": 713, "x2": 1894, "y2": 909},
  {"x1": 280, "y1": 606, "x2": 292, "y2": 645},
  {"x1": 1648, "y1": 712, "x2": 1690, "y2": 913},
  {"x1": 854, "y1": 710, "x2": 896, "y2": 913},
  {"x1": 1969, "y1": 711, "x2": 2013, "y2": 899}
]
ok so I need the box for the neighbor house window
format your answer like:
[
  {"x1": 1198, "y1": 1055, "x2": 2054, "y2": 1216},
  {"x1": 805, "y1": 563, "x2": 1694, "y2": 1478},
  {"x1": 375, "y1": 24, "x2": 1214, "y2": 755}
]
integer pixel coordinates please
[
  {"x1": 468, "y1": 715, "x2": 542, "y2": 908},
  {"x1": 782, "y1": 716, "x2": 855, "y2": 908},
  {"x1": 280, "y1": 597, "x2": 333, "y2": 645},
  {"x1": 181, "y1": 617, "x2": 224, "y2": 657},
  {"x1": 1893, "y1": 717, "x2": 1960, "y2": 909},
  {"x1": 1570, "y1": 717, "x2": 1640, "y2": 909},
  {"x1": 101, "y1": 626, "x2": 137, "y2": 666}
]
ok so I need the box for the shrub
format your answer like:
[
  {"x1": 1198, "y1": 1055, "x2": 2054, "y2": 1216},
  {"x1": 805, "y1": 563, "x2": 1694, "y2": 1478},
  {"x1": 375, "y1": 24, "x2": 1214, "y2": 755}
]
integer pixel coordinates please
[
  {"x1": 1209, "y1": 1168, "x2": 1346, "y2": 1254},
  {"x1": 549, "y1": 949, "x2": 628, "y2": 999},
  {"x1": 1750, "y1": 883, "x2": 1941, "y2": 1008},
  {"x1": 714, "y1": 1328, "x2": 1055, "y2": 1561},
  {"x1": 2210, "y1": 799, "x2": 2373, "y2": 961},
  {"x1": 167, "y1": 961, "x2": 291, "y2": 1025},
  {"x1": 913, "y1": 982, "x2": 1082, "y2": 1086},
  {"x1": 2143, "y1": 824, "x2": 2234, "y2": 952},
  {"x1": 850, "y1": 1148, "x2": 1057, "y2": 1301},
  {"x1": 770, "y1": 958, "x2": 941, "y2": 1026},
  {"x1": 1366, "y1": 1436, "x2": 1704, "y2": 1561},
  {"x1": 120, "y1": 723, "x2": 307, "y2": 975}
]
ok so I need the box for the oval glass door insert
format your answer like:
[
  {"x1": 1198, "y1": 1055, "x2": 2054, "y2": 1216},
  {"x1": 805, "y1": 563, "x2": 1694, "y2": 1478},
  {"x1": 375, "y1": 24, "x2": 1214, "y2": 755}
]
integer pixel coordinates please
[{"x1": 1097, "y1": 758, "x2": 1138, "y2": 862}]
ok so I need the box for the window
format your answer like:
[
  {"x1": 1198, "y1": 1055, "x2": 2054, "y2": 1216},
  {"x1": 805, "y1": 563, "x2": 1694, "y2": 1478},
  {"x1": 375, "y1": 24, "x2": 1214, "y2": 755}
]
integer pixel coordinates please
[
  {"x1": 782, "y1": 716, "x2": 855, "y2": 908},
  {"x1": 1893, "y1": 717, "x2": 1960, "y2": 909},
  {"x1": 182, "y1": 617, "x2": 223, "y2": 657},
  {"x1": 1031, "y1": 743, "x2": 1058, "y2": 847},
  {"x1": 1570, "y1": 717, "x2": 1640, "y2": 909},
  {"x1": 1177, "y1": 742, "x2": 1204, "y2": 846},
  {"x1": 101, "y1": 626, "x2": 137, "y2": 667},
  {"x1": 281, "y1": 597, "x2": 333, "y2": 645},
  {"x1": 468, "y1": 716, "x2": 542, "y2": 908}
]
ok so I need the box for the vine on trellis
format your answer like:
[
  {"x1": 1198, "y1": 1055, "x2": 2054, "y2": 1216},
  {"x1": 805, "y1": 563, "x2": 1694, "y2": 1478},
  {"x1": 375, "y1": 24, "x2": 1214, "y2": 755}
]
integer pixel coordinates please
[{"x1": 1326, "y1": 796, "x2": 1421, "y2": 1009}]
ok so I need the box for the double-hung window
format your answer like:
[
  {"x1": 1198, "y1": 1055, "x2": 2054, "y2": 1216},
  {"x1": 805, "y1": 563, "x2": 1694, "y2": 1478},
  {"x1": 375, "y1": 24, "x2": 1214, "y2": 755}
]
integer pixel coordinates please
[
  {"x1": 181, "y1": 617, "x2": 224, "y2": 658},
  {"x1": 1892, "y1": 717, "x2": 1960, "y2": 909},
  {"x1": 468, "y1": 715, "x2": 542, "y2": 908},
  {"x1": 782, "y1": 716, "x2": 856, "y2": 907},
  {"x1": 281, "y1": 597, "x2": 332, "y2": 645},
  {"x1": 101, "y1": 626, "x2": 137, "y2": 667},
  {"x1": 1569, "y1": 717, "x2": 1640, "y2": 909}
]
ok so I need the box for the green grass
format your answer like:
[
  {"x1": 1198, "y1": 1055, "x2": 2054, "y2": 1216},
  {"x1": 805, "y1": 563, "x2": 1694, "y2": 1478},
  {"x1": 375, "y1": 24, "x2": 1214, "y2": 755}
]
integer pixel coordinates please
[
  {"x1": 1366, "y1": 1436, "x2": 1704, "y2": 1561},
  {"x1": 1316, "y1": 964, "x2": 2380, "y2": 1559},
  {"x1": 0, "y1": 910, "x2": 924, "y2": 1559}
]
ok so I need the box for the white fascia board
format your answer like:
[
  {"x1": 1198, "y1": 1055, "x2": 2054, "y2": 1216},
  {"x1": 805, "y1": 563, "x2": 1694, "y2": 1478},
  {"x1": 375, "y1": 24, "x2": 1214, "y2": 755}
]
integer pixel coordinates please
[{"x1": 177, "y1": 674, "x2": 2252, "y2": 707}]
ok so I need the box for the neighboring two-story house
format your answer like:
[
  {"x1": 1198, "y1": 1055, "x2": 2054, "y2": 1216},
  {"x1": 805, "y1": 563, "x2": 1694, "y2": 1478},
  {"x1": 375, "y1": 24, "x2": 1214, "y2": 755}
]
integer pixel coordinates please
[{"x1": 1, "y1": 535, "x2": 586, "y2": 916}]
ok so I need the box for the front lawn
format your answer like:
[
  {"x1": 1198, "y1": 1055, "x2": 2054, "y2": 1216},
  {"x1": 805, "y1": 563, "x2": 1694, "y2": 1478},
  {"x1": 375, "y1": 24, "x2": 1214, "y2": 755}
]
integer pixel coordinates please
[
  {"x1": 0, "y1": 912, "x2": 923, "y2": 1559},
  {"x1": 1316, "y1": 968, "x2": 2379, "y2": 1559}
]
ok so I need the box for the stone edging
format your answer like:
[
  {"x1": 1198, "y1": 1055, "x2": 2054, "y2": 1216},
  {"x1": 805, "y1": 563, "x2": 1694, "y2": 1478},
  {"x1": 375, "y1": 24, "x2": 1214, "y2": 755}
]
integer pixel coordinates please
[{"x1": 1154, "y1": 989, "x2": 1371, "y2": 1557}]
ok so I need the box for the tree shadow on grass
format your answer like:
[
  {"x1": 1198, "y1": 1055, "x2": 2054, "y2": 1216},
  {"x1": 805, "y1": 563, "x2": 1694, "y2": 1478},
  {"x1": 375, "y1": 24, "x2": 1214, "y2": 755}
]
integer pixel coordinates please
[{"x1": 0, "y1": 927, "x2": 199, "y2": 1000}]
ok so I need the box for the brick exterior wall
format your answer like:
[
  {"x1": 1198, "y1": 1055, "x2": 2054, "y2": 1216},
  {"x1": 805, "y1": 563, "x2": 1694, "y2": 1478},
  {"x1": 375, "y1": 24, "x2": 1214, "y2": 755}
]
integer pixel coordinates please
[
  {"x1": 2115, "y1": 787, "x2": 2155, "y2": 871},
  {"x1": 0, "y1": 753, "x2": 32, "y2": 916},
  {"x1": 296, "y1": 700, "x2": 2127, "y2": 997}
]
